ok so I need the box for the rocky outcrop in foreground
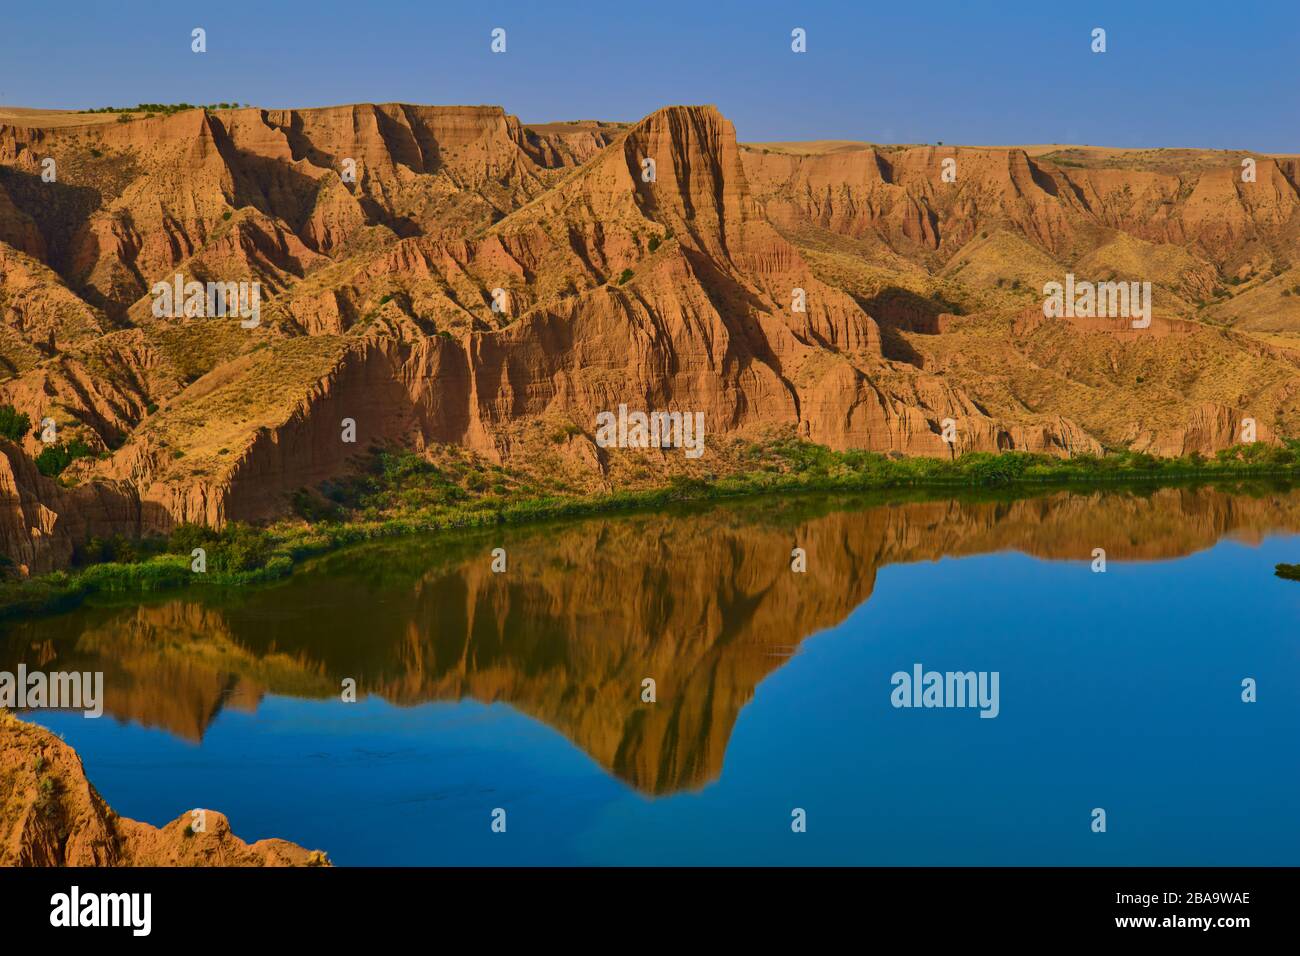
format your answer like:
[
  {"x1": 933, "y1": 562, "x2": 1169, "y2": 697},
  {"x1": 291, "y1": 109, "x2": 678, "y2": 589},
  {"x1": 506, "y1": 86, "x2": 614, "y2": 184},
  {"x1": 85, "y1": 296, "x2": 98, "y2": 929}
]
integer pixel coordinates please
[{"x1": 0, "y1": 711, "x2": 328, "y2": 866}]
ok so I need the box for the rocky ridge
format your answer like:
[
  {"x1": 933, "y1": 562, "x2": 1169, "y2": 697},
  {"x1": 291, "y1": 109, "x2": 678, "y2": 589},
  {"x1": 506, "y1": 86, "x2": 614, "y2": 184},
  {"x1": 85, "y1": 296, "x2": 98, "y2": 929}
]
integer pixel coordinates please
[{"x1": 1, "y1": 102, "x2": 1299, "y2": 571}]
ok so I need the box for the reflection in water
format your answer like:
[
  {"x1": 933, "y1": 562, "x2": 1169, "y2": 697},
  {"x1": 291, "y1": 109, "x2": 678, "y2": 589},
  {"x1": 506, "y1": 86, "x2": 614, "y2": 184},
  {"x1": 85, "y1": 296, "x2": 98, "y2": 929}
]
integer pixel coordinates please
[{"x1": 4, "y1": 484, "x2": 1300, "y2": 795}]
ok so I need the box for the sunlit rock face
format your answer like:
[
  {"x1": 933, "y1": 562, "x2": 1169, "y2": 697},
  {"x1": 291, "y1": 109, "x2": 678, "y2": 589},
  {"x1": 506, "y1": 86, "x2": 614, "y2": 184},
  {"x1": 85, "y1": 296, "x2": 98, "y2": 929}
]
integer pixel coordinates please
[{"x1": 10, "y1": 102, "x2": 1300, "y2": 571}]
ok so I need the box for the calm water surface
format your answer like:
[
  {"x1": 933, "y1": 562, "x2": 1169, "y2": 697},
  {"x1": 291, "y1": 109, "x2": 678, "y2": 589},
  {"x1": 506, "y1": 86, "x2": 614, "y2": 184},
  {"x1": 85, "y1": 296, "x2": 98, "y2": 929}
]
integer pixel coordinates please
[{"x1": 5, "y1": 486, "x2": 1299, "y2": 864}]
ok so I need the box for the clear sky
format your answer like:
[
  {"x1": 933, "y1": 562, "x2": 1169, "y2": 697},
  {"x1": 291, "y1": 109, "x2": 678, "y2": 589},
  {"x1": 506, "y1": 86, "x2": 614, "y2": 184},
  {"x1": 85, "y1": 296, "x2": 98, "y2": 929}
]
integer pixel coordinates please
[{"x1": 1, "y1": 0, "x2": 1297, "y2": 151}]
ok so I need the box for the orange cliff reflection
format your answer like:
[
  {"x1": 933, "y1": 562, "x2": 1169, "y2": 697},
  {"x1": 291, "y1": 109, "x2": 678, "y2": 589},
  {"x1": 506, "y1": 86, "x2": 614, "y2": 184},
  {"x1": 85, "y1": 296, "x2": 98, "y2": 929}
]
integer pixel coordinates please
[{"x1": 4, "y1": 484, "x2": 1300, "y2": 794}]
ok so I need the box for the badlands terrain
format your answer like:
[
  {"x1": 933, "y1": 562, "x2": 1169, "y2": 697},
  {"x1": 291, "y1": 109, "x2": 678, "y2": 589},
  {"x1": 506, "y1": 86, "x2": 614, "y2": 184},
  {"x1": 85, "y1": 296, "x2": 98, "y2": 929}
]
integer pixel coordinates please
[{"x1": 2, "y1": 102, "x2": 1300, "y2": 573}]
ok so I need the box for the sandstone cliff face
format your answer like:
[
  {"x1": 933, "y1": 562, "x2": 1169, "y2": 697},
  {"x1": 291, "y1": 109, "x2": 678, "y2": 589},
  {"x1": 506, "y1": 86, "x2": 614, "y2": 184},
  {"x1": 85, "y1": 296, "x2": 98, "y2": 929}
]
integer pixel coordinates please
[
  {"x1": 0, "y1": 439, "x2": 69, "y2": 573},
  {"x1": 0, "y1": 181, "x2": 45, "y2": 261},
  {"x1": 741, "y1": 143, "x2": 1300, "y2": 271},
  {"x1": 258, "y1": 106, "x2": 1092, "y2": 465},
  {"x1": 0, "y1": 439, "x2": 140, "y2": 574},
  {"x1": 0, "y1": 711, "x2": 327, "y2": 866},
  {"x1": 2, "y1": 101, "x2": 1299, "y2": 568}
]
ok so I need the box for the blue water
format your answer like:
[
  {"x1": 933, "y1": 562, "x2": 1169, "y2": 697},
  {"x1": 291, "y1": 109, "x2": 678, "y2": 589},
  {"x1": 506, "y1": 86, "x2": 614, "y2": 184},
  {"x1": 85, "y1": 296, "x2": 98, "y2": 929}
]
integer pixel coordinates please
[{"x1": 16, "y1": 493, "x2": 1300, "y2": 865}]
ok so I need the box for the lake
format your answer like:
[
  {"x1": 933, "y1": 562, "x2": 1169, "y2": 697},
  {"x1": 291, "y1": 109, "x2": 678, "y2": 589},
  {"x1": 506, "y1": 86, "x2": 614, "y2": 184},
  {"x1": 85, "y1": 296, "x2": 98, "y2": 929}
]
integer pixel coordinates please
[{"x1": 4, "y1": 484, "x2": 1299, "y2": 865}]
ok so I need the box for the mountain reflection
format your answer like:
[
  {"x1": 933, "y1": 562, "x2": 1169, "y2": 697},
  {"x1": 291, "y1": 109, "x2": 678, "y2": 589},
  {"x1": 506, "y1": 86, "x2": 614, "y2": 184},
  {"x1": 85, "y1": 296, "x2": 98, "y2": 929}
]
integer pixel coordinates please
[{"x1": 4, "y1": 484, "x2": 1299, "y2": 794}]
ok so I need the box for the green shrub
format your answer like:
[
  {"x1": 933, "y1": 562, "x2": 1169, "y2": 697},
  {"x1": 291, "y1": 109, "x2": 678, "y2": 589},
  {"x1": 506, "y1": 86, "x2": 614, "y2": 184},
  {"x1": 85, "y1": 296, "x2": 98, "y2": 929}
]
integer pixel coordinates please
[
  {"x1": 167, "y1": 523, "x2": 218, "y2": 556},
  {"x1": 162, "y1": 521, "x2": 277, "y2": 572},
  {"x1": 959, "y1": 452, "x2": 1031, "y2": 486},
  {"x1": 263, "y1": 554, "x2": 294, "y2": 578},
  {"x1": 165, "y1": 522, "x2": 273, "y2": 572},
  {"x1": 74, "y1": 531, "x2": 171, "y2": 568},
  {"x1": 216, "y1": 523, "x2": 274, "y2": 572},
  {"x1": 0, "y1": 405, "x2": 31, "y2": 442},
  {"x1": 292, "y1": 488, "x2": 342, "y2": 523},
  {"x1": 617, "y1": 268, "x2": 634, "y2": 285},
  {"x1": 80, "y1": 534, "x2": 136, "y2": 566},
  {"x1": 35, "y1": 775, "x2": 58, "y2": 819},
  {"x1": 35, "y1": 439, "x2": 94, "y2": 477}
]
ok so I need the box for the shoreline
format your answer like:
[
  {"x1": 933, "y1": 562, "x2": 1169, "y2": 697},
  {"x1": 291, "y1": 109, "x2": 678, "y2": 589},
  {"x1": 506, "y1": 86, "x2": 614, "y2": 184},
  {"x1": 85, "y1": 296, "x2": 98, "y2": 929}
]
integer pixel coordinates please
[{"x1": 4, "y1": 444, "x2": 1300, "y2": 622}]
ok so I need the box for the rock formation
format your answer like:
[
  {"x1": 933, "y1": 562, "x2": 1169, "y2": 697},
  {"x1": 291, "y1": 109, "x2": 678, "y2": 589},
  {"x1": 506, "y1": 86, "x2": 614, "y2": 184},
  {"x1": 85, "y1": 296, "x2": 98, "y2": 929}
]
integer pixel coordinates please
[
  {"x1": 2, "y1": 102, "x2": 1300, "y2": 569},
  {"x1": 0, "y1": 711, "x2": 327, "y2": 866}
]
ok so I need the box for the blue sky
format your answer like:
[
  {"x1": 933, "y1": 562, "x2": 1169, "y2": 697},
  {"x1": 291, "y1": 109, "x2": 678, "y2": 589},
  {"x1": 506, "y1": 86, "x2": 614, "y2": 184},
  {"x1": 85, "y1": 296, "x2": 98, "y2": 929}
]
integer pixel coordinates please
[{"x1": 2, "y1": 0, "x2": 1297, "y2": 150}]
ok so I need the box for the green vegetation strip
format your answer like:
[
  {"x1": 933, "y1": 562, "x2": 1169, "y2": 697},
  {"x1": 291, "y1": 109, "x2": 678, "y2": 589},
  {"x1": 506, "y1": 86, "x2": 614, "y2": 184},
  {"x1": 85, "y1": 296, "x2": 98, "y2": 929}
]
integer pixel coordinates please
[{"x1": 6, "y1": 438, "x2": 1300, "y2": 620}]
